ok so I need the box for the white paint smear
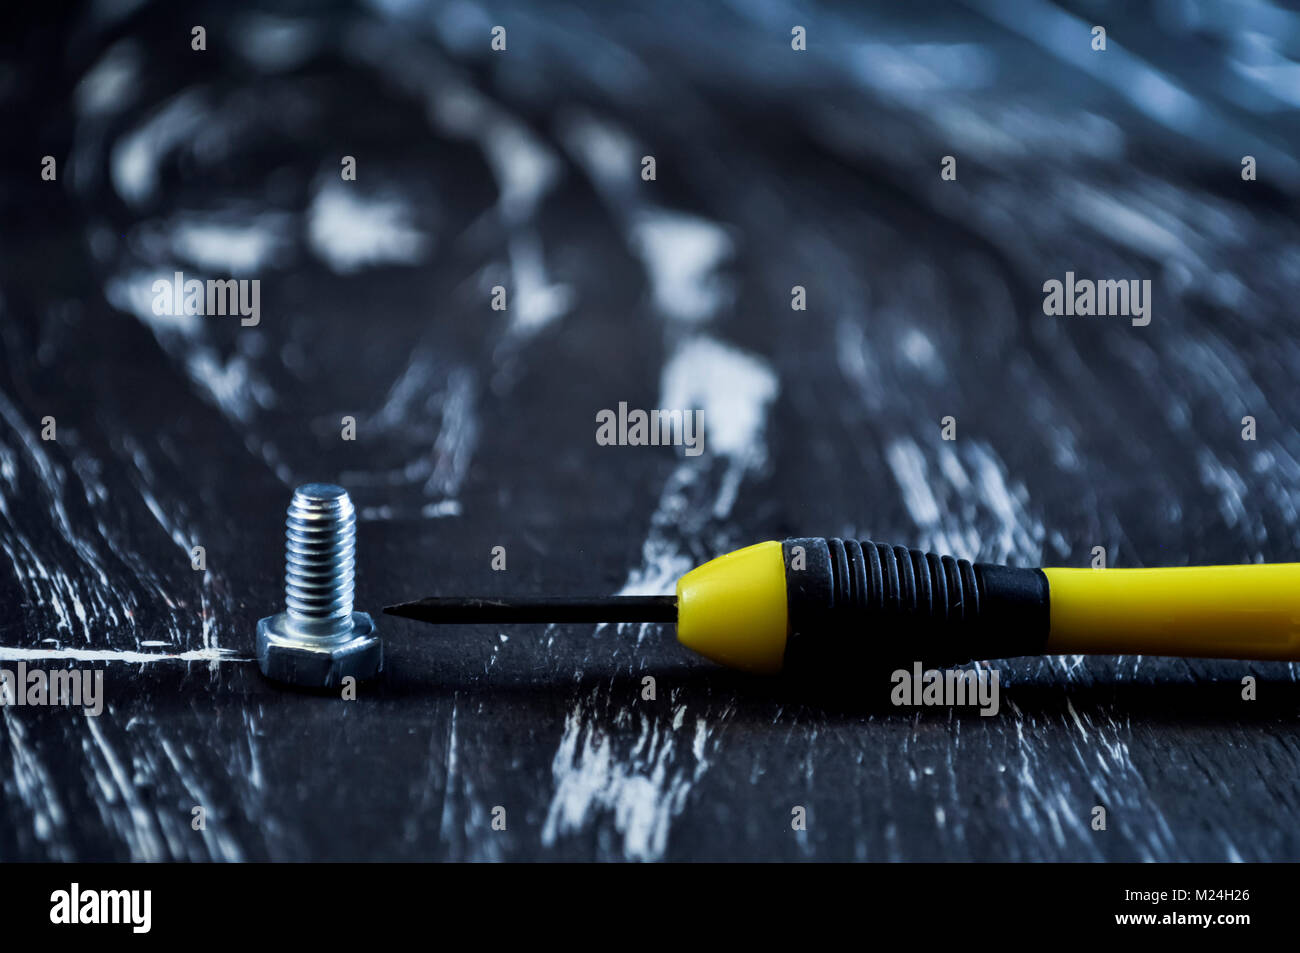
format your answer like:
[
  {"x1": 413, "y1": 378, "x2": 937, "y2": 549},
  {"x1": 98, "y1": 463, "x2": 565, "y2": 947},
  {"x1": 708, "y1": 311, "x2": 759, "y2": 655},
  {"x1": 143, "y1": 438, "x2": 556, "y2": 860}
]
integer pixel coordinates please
[
  {"x1": 76, "y1": 39, "x2": 140, "y2": 118},
  {"x1": 110, "y1": 91, "x2": 209, "y2": 206},
  {"x1": 543, "y1": 699, "x2": 712, "y2": 861},
  {"x1": 884, "y1": 435, "x2": 1042, "y2": 563},
  {"x1": 631, "y1": 213, "x2": 734, "y2": 324},
  {"x1": 104, "y1": 272, "x2": 266, "y2": 423},
  {"x1": 560, "y1": 113, "x2": 639, "y2": 195},
  {"x1": 426, "y1": 82, "x2": 573, "y2": 334},
  {"x1": 617, "y1": 337, "x2": 779, "y2": 592},
  {"x1": 0, "y1": 646, "x2": 244, "y2": 664},
  {"x1": 307, "y1": 184, "x2": 430, "y2": 274},
  {"x1": 171, "y1": 216, "x2": 288, "y2": 274},
  {"x1": 560, "y1": 338, "x2": 777, "y2": 851},
  {"x1": 482, "y1": 120, "x2": 561, "y2": 225},
  {"x1": 661, "y1": 336, "x2": 778, "y2": 458}
]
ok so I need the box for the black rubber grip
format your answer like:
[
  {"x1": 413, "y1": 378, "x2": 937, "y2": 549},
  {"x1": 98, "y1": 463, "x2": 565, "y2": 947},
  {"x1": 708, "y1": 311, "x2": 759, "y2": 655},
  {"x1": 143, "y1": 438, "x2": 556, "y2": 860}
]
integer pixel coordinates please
[{"x1": 781, "y1": 538, "x2": 1049, "y2": 669}]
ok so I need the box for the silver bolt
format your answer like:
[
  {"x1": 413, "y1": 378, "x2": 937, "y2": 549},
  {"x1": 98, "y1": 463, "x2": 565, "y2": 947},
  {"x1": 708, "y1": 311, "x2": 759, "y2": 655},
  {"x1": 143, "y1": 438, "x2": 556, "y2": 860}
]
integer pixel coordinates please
[{"x1": 256, "y1": 483, "x2": 383, "y2": 687}]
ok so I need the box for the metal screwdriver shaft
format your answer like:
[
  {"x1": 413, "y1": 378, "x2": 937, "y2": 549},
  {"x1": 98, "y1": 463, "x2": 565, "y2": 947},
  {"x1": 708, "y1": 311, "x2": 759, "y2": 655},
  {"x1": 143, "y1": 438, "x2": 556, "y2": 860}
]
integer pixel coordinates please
[{"x1": 384, "y1": 595, "x2": 677, "y2": 625}]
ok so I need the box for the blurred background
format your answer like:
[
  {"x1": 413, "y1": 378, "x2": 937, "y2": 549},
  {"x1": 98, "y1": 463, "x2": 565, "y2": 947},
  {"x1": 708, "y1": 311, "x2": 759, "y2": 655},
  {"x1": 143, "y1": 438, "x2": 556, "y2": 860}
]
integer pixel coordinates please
[{"x1": 1, "y1": 0, "x2": 1299, "y2": 861}]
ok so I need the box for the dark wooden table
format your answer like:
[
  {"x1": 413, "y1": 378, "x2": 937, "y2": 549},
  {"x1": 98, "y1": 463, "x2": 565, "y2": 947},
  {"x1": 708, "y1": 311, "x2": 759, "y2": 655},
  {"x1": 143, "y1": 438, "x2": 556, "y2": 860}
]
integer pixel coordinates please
[{"x1": 2, "y1": 0, "x2": 1298, "y2": 861}]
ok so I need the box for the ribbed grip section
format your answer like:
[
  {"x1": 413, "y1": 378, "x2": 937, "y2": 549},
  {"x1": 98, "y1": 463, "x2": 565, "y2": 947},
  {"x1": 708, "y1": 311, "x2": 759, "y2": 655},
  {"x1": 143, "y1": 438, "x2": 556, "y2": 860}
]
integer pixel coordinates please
[
  {"x1": 284, "y1": 483, "x2": 356, "y2": 638},
  {"x1": 782, "y1": 538, "x2": 1049, "y2": 668},
  {"x1": 824, "y1": 539, "x2": 979, "y2": 627}
]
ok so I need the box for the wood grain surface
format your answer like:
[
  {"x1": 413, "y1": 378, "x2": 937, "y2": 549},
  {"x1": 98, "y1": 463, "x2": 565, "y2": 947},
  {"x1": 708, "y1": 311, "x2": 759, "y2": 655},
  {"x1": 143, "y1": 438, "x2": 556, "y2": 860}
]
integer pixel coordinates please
[{"x1": 1, "y1": 0, "x2": 1298, "y2": 861}]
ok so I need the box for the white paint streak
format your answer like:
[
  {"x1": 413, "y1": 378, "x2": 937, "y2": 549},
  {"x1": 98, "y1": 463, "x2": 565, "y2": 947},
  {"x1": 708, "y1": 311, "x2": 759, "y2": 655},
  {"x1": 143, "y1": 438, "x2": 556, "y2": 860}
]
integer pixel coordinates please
[
  {"x1": 76, "y1": 39, "x2": 140, "y2": 118},
  {"x1": 346, "y1": 361, "x2": 478, "y2": 520},
  {"x1": 83, "y1": 714, "x2": 166, "y2": 861},
  {"x1": 0, "y1": 645, "x2": 244, "y2": 663},
  {"x1": 110, "y1": 91, "x2": 209, "y2": 206},
  {"x1": 618, "y1": 337, "x2": 779, "y2": 597},
  {"x1": 158, "y1": 736, "x2": 245, "y2": 861},
  {"x1": 426, "y1": 82, "x2": 573, "y2": 333},
  {"x1": 883, "y1": 436, "x2": 1041, "y2": 563},
  {"x1": 631, "y1": 213, "x2": 734, "y2": 324},
  {"x1": 661, "y1": 336, "x2": 778, "y2": 458},
  {"x1": 171, "y1": 217, "x2": 288, "y2": 273},
  {"x1": 886, "y1": 439, "x2": 942, "y2": 528},
  {"x1": 543, "y1": 698, "x2": 711, "y2": 861},
  {"x1": 0, "y1": 392, "x2": 132, "y2": 641},
  {"x1": 2, "y1": 705, "x2": 72, "y2": 858},
  {"x1": 105, "y1": 272, "x2": 266, "y2": 423},
  {"x1": 307, "y1": 184, "x2": 430, "y2": 274}
]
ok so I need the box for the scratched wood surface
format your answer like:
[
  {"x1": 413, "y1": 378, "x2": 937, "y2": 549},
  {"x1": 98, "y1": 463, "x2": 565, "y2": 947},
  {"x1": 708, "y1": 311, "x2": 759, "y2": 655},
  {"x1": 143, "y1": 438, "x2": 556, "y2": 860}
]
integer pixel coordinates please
[{"x1": 2, "y1": 0, "x2": 1299, "y2": 862}]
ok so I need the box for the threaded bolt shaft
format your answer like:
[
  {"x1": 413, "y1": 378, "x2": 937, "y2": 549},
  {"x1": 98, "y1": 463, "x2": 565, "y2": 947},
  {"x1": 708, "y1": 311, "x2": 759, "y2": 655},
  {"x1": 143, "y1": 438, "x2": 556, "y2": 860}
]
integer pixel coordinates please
[{"x1": 284, "y1": 483, "x2": 356, "y2": 640}]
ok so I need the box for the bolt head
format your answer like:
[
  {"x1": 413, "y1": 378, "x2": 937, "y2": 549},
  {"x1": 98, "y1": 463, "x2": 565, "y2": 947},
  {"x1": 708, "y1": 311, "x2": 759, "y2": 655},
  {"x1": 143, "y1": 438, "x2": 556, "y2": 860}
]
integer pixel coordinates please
[{"x1": 256, "y1": 612, "x2": 383, "y2": 688}]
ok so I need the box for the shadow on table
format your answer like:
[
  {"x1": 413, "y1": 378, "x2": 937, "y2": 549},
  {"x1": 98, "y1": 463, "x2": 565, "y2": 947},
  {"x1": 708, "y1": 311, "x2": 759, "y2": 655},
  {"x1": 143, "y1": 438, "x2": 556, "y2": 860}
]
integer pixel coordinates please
[
  {"x1": 353, "y1": 653, "x2": 1299, "y2": 727},
  {"x1": 109, "y1": 645, "x2": 1297, "y2": 730}
]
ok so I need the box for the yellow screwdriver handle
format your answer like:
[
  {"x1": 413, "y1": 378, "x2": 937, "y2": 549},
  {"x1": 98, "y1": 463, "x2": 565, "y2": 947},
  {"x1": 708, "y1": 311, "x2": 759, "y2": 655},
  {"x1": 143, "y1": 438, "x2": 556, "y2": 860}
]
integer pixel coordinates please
[
  {"x1": 1043, "y1": 564, "x2": 1300, "y2": 661},
  {"x1": 676, "y1": 541, "x2": 1300, "y2": 673}
]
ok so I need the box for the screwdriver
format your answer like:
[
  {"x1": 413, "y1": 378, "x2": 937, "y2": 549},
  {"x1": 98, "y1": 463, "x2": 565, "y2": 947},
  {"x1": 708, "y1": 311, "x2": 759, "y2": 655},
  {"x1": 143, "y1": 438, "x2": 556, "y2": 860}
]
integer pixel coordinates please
[{"x1": 384, "y1": 538, "x2": 1300, "y2": 674}]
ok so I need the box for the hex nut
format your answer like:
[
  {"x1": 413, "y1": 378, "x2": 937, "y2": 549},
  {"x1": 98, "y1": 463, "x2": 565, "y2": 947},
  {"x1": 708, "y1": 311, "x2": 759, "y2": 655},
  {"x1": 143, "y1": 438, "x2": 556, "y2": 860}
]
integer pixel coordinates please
[{"x1": 256, "y1": 611, "x2": 383, "y2": 688}]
